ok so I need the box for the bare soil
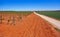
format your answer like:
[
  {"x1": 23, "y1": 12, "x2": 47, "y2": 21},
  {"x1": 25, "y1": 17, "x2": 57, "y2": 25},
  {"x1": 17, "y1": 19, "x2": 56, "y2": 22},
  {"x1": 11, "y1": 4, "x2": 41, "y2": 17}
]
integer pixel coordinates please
[{"x1": 0, "y1": 13, "x2": 60, "y2": 37}]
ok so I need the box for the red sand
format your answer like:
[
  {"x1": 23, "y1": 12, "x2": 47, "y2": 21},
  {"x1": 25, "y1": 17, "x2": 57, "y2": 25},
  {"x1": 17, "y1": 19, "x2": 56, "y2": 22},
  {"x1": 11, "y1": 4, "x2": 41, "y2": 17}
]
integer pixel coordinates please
[{"x1": 0, "y1": 13, "x2": 60, "y2": 37}]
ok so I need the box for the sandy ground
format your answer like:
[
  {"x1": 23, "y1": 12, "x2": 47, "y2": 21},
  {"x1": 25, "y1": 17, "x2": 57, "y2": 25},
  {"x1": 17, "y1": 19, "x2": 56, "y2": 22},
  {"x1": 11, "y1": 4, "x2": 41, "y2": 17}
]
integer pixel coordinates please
[
  {"x1": 34, "y1": 12, "x2": 60, "y2": 30},
  {"x1": 0, "y1": 13, "x2": 60, "y2": 37}
]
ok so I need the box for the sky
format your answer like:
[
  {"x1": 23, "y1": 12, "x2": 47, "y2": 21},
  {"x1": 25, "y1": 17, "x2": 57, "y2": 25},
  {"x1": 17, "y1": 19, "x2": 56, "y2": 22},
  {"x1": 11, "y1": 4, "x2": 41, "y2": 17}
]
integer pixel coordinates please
[{"x1": 0, "y1": 0, "x2": 60, "y2": 11}]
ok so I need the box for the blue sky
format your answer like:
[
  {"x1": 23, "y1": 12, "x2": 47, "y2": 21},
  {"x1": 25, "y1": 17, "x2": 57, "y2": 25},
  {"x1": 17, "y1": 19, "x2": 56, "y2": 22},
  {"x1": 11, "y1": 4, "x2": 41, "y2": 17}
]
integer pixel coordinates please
[{"x1": 0, "y1": 0, "x2": 60, "y2": 11}]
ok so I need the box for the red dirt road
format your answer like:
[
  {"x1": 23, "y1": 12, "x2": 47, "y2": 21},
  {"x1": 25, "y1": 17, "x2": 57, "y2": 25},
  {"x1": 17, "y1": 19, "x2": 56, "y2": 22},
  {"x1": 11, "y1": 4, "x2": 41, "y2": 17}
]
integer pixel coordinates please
[{"x1": 0, "y1": 13, "x2": 60, "y2": 37}]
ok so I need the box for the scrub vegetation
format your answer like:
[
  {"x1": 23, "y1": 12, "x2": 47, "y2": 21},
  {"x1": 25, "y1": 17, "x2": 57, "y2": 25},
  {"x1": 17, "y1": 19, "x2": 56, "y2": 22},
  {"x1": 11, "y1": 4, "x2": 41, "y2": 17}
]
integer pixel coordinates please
[{"x1": 36, "y1": 11, "x2": 60, "y2": 20}]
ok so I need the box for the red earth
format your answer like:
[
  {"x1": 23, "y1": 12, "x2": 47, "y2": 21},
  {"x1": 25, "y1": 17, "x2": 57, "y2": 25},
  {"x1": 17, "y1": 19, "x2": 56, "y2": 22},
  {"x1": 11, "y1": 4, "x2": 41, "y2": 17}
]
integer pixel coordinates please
[{"x1": 0, "y1": 13, "x2": 60, "y2": 37}]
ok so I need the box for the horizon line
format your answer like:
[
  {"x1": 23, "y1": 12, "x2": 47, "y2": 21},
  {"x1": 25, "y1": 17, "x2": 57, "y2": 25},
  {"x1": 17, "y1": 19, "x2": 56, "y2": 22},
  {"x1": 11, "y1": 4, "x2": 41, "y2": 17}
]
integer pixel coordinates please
[{"x1": 0, "y1": 10, "x2": 60, "y2": 11}]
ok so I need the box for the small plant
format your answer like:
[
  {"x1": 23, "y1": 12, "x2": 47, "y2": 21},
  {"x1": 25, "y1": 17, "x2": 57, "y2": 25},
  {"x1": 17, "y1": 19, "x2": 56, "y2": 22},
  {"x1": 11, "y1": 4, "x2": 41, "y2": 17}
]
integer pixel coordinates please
[
  {"x1": 7, "y1": 16, "x2": 11, "y2": 24},
  {"x1": 0, "y1": 15, "x2": 4, "y2": 24},
  {"x1": 11, "y1": 16, "x2": 16, "y2": 25},
  {"x1": 7, "y1": 16, "x2": 16, "y2": 25}
]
